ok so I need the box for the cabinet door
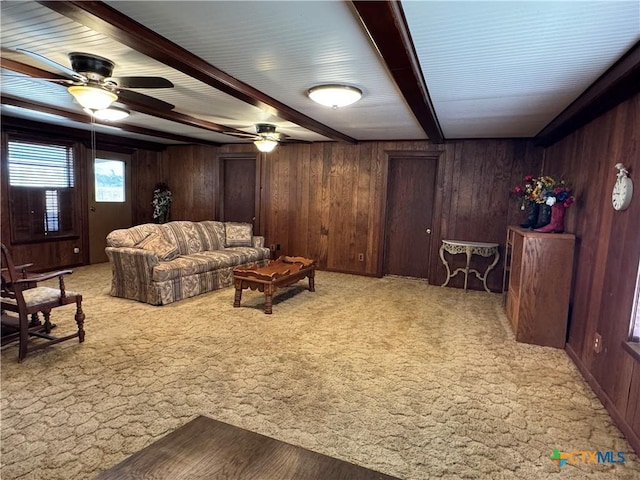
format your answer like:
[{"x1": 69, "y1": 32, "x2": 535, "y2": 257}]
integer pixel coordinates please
[{"x1": 508, "y1": 231, "x2": 524, "y2": 297}]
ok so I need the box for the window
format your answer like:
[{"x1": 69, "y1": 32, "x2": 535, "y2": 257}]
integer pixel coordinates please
[
  {"x1": 630, "y1": 260, "x2": 640, "y2": 342},
  {"x1": 7, "y1": 137, "x2": 77, "y2": 242},
  {"x1": 94, "y1": 158, "x2": 125, "y2": 202}
]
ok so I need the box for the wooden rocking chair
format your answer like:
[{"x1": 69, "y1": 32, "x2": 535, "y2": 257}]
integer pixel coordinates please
[{"x1": 1, "y1": 243, "x2": 85, "y2": 362}]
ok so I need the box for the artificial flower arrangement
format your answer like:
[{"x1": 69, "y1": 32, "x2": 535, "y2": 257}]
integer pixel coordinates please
[
  {"x1": 547, "y1": 180, "x2": 575, "y2": 207},
  {"x1": 511, "y1": 175, "x2": 538, "y2": 208},
  {"x1": 512, "y1": 175, "x2": 574, "y2": 208},
  {"x1": 152, "y1": 182, "x2": 173, "y2": 223}
]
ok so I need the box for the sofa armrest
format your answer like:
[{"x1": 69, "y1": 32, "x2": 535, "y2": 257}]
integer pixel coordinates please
[
  {"x1": 252, "y1": 236, "x2": 265, "y2": 248},
  {"x1": 105, "y1": 247, "x2": 160, "y2": 302}
]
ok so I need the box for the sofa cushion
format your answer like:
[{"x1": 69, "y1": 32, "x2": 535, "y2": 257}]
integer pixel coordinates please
[
  {"x1": 195, "y1": 221, "x2": 224, "y2": 251},
  {"x1": 161, "y1": 221, "x2": 205, "y2": 255},
  {"x1": 225, "y1": 222, "x2": 253, "y2": 247},
  {"x1": 135, "y1": 233, "x2": 179, "y2": 261},
  {"x1": 107, "y1": 224, "x2": 163, "y2": 248},
  {"x1": 152, "y1": 247, "x2": 270, "y2": 282}
]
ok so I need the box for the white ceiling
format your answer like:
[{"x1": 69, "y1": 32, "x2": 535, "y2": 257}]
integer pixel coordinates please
[
  {"x1": 403, "y1": 0, "x2": 640, "y2": 138},
  {"x1": 1, "y1": 1, "x2": 638, "y2": 146}
]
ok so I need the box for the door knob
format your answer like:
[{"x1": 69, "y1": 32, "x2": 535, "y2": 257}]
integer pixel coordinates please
[
  {"x1": 90, "y1": 206, "x2": 96, "y2": 212},
  {"x1": 426, "y1": 228, "x2": 431, "y2": 234}
]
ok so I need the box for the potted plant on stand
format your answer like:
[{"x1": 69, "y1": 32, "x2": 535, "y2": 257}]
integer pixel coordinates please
[{"x1": 152, "y1": 182, "x2": 172, "y2": 224}]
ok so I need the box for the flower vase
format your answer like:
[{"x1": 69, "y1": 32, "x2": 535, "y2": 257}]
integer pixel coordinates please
[
  {"x1": 520, "y1": 201, "x2": 539, "y2": 228},
  {"x1": 534, "y1": 203, "x2": 566, "y2": 233}
]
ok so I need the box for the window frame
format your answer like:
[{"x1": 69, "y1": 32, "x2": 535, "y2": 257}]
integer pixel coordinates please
[
  {"x1": 5, "y1": 133, "x2": 80, "y2": 244},
  {"x1": 623, "y1": 259, "x2": 640, "y2": 363},
  {"x1": 628, "y1": 260, "x2": 640, "y2": 342},
  {"x1": 94, "y1": 157, "x2": 126, "y2": 203}
]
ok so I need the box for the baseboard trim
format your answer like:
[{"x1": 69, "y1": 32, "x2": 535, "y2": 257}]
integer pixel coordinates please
[
  {"x1": 565, "y1": 343, "x2": 640, "y2": 455},
  {"x1": 321, "y1": 267, "x2": 378, "y2": 277}
]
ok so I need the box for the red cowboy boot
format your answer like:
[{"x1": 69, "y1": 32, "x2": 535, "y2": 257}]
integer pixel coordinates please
[{"x1": 534, "y1": 203, "x2": 566, "y2": 233}]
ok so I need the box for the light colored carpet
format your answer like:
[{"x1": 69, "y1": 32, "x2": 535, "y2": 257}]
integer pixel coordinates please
[{"x1": 1, "y1": 263, "x2": 637, "y2": 479}]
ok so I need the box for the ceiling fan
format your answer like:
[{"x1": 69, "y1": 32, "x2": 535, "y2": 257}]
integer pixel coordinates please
[
  {"x1": 9, "y1": 48, "x2": 175, "y2": 113},
  {"x1": 251, "y1": 124, "x2": 290, "y2": 152}
]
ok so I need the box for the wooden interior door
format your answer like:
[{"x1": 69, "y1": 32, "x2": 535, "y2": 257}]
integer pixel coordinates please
[
  {"x1": 383, "y1": 155, "x2": 437, "y2": 280},
  {"x1": 221, "y1": 155, "x2": 257, "y2": 226},
  {"x1": 88, "y1": 151, "x2": 132, "y2": 264}
]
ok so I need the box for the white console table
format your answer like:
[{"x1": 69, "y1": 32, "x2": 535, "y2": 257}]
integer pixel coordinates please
[{"x1": 439, "y1": 240, "x2": 500, "y2": 293}]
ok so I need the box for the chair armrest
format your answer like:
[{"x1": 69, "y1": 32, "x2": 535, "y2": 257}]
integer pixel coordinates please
[
  {"x1": 19, "y1": 270, "x2": 73, "y2": 283},
  {"x1": 14, "y1": 263, "x2": 34, "y2": 275}
]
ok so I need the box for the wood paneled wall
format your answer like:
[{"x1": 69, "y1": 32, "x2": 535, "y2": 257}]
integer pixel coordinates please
[
  {"x1": 216, "y1": 139, "x2": 541, "y2": 291},
  {"x1": 132, "y1": 150, "x2": 166, "y2": 225},
  {"x1": 163, "y1": 145, "x2": 219, "y2": 221},
  {"x1": 545, "y1": 92, "x2": 640, "y2": 453},
  {"x1": 1, "y1": 121, "x2": 542, "y2": 291}
]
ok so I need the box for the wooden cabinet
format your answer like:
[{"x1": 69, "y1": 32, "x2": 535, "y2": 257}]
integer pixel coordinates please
[{"x1": 503, "y1": 226, "x2": 575, "y2": 348}]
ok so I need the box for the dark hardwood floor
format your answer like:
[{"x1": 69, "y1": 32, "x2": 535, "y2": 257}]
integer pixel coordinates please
[{"x1": 94, "y1": 416, "x2": 400, "y2": 479}]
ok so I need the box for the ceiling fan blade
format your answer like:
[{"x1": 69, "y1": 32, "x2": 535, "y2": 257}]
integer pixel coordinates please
[
  {"x1": 15, "y1": 48, "x2": 86, "y2": 83},
  {"x1": 116, "y1": 89, "x2": 174, "y2": 111},
  {"x1": 0, "y1": 72, "x2": 75, "y2": 85},
  {"x1": 109, "y1": 76, "x2": 174, "y2": 89},
  {"x1": 223, "y1": 131, "x2": 257, "y2": 139}
]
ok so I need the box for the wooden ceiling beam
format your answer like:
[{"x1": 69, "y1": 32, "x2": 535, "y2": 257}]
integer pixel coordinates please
[
  {"x1": 1, "y1": 95, "x2": 221, "y2": 146},
  {"x1": 38, "y1": 0, "x2": 357, "y2": 144},
  {"x1": 351, "y1": 0, "x2": 444, "y2": 143},
  {"x1": 536, "y1": 40, "x2": 640, "y2": 147},
  {"x1": 2, "y1": 113, "x2": 167, "y2": 151}
]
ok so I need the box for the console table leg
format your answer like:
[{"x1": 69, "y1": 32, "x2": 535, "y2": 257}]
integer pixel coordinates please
[
  {"x1": 463, "y1": 247, "x2": 472, "y2": 292},
  {"x1": 480, "y1": 250, "x2": 501, "y2": 293},
  {"x1": 439, "y1": 244, "x2": 452, "y2": 287}
]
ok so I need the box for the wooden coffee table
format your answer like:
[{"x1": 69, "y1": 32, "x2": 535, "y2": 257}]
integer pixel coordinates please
[
  {"x1": 233, "y1": 256, "x2": 316, "y2": 314},
  {"x1": 94, "y1": 416, "x2": 400, "y2": 479}
]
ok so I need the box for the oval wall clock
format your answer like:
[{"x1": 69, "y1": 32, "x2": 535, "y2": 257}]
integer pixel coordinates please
[{"x1": 612, "y1": 163, "x2": 633, "y2": 211}]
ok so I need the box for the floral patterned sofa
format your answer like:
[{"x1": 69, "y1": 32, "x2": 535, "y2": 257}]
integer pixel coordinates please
[{"x1": 105, "y1": 220, "x2": 270, "y2": 305}]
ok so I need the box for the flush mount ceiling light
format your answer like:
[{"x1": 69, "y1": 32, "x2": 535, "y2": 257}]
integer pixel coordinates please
[
  {"x1": 307, "y1": 84, "x2": 362, "y2": 108},
  {"x1": 254, "y1": 138, "x2": 278, "y2": 153},
  {"x1": 87, "y1": 106, "x2": 130, "y2": 121},
  {"x1": 68, "y1": 85, "x2": 117, "y2": 110}
]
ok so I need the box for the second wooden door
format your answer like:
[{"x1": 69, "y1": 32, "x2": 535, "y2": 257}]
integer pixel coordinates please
[{"x1": 383, "y1": 155, "x2": 437, "y2": 280}]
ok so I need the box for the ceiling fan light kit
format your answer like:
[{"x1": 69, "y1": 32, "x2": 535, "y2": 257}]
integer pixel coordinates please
[
  {"x1": 308, "y1": 84, "x2": 362, "y2": 108},
  {"x1": 254, "y1": 138, "x2": 278, "y2": 153},
  {"x1": 88, "y1": 106, "x2": 130, "y2": 121},
  {"x1": 253, "y1": 123, "x2": 281, "y2": 152},
  {"x1": 68, "y1": 85, "x2": 117, "y2": 110}
]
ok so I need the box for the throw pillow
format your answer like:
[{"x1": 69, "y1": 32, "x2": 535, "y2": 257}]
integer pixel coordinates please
[
  {"x1": 224, "y1": 222, "x2": 252, "y2": 247},
  {"x1": 135, "y1": 233, "x2": 179, "y2": 261}
]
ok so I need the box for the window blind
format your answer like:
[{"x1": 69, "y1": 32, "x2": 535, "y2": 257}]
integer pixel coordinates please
[{"x1": 7, "y1": 140, "x2": 75, "y2": 187}]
